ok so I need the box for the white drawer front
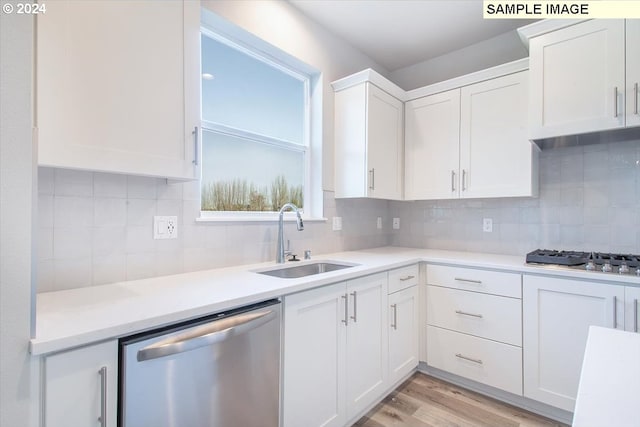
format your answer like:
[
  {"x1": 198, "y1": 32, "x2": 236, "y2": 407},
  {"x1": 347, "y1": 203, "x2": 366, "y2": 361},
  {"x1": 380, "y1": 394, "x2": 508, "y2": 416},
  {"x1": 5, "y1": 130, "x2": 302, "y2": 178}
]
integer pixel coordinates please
[
  {"x1": 388, "y1": 264, "x2": 419, "y2": 294},
  {"x1": 426, "y1": 264, "x2": 521, "y2": 298},
  {"x1": 427, "y1": 326, "x2": 523, "y2": 396},
  {"x1": 427, "y1": 285, "x2": 522, "y2": 346}
]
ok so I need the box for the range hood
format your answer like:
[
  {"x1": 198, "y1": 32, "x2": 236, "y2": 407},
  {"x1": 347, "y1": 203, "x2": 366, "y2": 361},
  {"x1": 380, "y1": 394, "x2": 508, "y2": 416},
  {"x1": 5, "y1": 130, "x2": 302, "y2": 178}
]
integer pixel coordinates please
[{"x1": 531, "y1": 127, "x2": 640, "y2": 150}]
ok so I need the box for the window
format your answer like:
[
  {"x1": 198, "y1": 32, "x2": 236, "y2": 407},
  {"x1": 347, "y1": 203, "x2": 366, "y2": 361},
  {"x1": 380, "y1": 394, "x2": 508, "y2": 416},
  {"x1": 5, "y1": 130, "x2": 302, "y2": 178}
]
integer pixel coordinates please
[{"x1": 200, "y1": 28, "x2": 311, "y2": 216}]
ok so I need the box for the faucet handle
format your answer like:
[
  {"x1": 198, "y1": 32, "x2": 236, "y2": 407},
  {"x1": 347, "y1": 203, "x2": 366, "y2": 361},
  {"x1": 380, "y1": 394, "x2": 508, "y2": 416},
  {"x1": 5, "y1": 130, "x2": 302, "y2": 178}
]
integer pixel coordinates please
[{"x1": 304, "y1": 249, "x2": 311, "y2": 260}]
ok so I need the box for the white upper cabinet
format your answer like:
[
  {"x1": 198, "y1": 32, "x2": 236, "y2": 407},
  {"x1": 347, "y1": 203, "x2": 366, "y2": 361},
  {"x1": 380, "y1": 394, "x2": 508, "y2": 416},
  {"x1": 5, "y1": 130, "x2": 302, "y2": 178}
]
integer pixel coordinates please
[
  {"x1": 334, "y1": 81, "x2": 404, "y2": 200},
  {"x1": 405, "y1": 89, "x2": 461, "y2": 200},
  {"x1": 460, "y1": 71, "x2": 536, "y2": 198},
  {"x1": 36, "y1": 0, "x2": 201, "y2": 180},
  {"x1": 528, "y1": 20, "x2": 631, "y2": 139},
  {"x1": 405, "y1": 69, "x2": 537, "y2": 201},
  {"x1": 627, "y1": 20, "x2": 640, "y2": 128}
]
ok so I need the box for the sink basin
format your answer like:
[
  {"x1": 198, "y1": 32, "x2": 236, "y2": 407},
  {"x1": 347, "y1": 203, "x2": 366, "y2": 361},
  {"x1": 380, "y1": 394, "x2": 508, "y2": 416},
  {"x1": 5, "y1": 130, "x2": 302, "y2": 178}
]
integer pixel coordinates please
[{"x1": 255, "y1": 261, "x2": 358, "y2": 279}]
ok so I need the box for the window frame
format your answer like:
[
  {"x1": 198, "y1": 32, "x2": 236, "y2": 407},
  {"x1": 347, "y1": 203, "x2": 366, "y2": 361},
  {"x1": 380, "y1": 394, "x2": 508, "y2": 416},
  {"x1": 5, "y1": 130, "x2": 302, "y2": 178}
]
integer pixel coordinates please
[{"x1": 198, "y1": 19, "x2": 321, "y2": 222}]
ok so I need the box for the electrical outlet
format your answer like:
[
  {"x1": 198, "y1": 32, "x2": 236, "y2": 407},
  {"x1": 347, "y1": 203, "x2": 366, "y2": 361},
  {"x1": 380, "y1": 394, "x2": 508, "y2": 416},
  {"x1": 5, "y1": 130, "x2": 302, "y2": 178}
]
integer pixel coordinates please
[
  {"x1": 154, "y1": 216, "x2": 178, "y2": 239},
  {"x1": 332, "y1": 216, "x2": 342, "y2": 231},
  {"x1": 377, "y1": 217, "x2": 382, "y2": 229},
  {"x1": 483, "y1": 218, "x2": 493, "y2": 233},
  {"x1": 392, "y1": 217, "x2": 400, "y2": 230}
]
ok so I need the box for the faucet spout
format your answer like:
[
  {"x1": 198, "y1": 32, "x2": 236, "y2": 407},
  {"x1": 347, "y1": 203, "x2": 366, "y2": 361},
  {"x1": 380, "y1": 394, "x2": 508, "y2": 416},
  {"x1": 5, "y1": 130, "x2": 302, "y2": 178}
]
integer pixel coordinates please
[{"x1": 277, "y1": 203, "x2": 304, "y2": 263}]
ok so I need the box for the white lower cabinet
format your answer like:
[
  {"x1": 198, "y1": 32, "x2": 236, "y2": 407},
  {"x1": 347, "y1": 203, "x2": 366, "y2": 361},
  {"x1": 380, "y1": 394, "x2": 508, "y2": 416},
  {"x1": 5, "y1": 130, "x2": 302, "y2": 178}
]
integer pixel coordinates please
[
  {"x1": 425, "y1": 265, "x2": 523, "y2": 396},
  {"x1": 388, "y1": 285, "x2": 419, "y2": 385},
  {"x1": 283, "y1": 273, "x2": 388, "y2": 427},
  {"x1": 523, "y1": 275, "x2": 625, "y2": 412},
  {"x1": 43, "y1": 340, "x2": 118, "y2": 427}
]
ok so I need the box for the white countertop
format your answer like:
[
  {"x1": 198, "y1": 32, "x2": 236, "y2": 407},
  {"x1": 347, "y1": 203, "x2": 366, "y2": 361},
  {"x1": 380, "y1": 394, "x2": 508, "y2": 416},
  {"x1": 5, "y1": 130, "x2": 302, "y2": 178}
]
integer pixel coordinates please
[{"x1": 32, "y1": 246, "x2": 640, "y2": 356}]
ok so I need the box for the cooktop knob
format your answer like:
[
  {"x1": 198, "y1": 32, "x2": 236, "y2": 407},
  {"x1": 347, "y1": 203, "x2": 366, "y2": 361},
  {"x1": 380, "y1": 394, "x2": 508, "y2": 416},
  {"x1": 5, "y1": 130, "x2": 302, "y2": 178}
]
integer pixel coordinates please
[
  {"x1": 602, "y1": 262, "x2": 612, "y2": 273},
  {"x1": 618, "y1": 262, "x2": 630, "y2": 274},
  {"x1": 585, "y1": 260, "x2": 596, "y2": 271}
]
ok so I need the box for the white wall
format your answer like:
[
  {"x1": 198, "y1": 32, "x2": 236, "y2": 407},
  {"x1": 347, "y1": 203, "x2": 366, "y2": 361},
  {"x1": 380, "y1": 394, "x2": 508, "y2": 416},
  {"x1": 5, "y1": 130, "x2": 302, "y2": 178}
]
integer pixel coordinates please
[
  {"x1": 390, "y1": 30, "x2": 529, "y2": 90},
  {"x1": 0, "y1": 6, "x2": 38, "y2": 426}
]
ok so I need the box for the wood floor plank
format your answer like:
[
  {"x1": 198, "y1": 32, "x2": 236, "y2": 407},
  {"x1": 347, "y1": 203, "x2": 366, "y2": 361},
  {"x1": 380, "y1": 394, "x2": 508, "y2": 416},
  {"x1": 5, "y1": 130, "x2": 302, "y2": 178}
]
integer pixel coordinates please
[
  {"x1": 409, "y1": 374, "x2": 567, "y2": 427},
  {"x1": 353, "y1": 373, "x2": 569, "y2": 427}
]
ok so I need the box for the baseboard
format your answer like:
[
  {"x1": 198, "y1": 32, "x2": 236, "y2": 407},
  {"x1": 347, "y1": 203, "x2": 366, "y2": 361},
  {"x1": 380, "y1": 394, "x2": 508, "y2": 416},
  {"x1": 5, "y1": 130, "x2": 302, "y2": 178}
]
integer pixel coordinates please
[{"x1": 418, "y1": 363, "x2": 574, "y2": 425}]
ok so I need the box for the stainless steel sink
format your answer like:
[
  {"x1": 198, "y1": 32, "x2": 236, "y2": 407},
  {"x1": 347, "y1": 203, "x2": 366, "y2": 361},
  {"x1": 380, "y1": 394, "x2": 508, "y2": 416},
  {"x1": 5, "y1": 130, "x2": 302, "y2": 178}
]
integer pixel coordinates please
[{"x1": 255, "y1": 261, "x2": 358, "y2": 279}]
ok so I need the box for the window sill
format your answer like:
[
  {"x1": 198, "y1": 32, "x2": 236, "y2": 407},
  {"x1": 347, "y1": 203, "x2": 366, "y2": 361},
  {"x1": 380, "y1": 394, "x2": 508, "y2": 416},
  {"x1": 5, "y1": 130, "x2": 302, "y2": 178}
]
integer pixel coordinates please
[{"x1": 196, "y1": 213, "x2": 327, "y2": 223}]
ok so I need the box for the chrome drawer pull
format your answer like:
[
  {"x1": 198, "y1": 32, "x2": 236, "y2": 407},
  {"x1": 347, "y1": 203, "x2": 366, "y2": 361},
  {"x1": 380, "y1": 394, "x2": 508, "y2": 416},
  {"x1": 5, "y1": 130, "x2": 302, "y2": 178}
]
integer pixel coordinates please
[
  {"x1": 341, "y1": 294, "x2": 348, "y2": 325},
  {"x1": 98, "y1": 366, "x2": 107, "y2": 427},
  {"x1": 635, "y1": 83, "x2": 639, "y2": 115},
  {"x1": 455, "y1": 310, "x2": 483, "y2": 319},
  {"x1": 613, "y1": 296, "x2": 617, "y2": 328},
  {"x1": 454, "y1": 277, "x2": 482, "y2": 284},
  {"x1": 455, "y1": 353, "x2": 483, "y2": 364},
  {"x1": 350, "y1": 291, "x2": 357, "y2": 322},
  {"x1": 634, "y1": 299, "x2": 638, "y2": 333},
  {"x1": 451, "y1": 170, "x2": 456, "y2": 192},
  {"x1": 391, "y1": 304, "x2": 398, "y2": 330},
  {"x1": 614, "y1": 86, "x2": 619, "y2": 118},
  {"x1": 399, "y1": 275, "x2": 415, "y2": 281}
]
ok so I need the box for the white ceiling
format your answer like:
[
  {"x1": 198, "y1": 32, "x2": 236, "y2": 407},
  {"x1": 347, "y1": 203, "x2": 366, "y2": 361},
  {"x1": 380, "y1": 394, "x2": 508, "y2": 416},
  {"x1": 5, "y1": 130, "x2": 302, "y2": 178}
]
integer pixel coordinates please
[{"x1": 288, "y1": 0, "x2": 538, "y2": 71}]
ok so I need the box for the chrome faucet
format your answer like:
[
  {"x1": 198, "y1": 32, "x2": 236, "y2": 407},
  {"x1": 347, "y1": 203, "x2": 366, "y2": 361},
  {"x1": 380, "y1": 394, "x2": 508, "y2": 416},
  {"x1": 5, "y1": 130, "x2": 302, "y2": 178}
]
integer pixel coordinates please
[{"x1": 277, "y1": 203, "x2": 304, "y2": 263}]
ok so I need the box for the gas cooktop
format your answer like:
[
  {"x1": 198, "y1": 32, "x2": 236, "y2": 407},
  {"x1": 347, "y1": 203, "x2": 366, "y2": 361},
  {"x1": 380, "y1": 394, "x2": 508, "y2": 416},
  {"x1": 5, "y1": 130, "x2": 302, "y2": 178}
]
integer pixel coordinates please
[{"x1": 526, "y1": 249, "x2": 640, "y2": 275}]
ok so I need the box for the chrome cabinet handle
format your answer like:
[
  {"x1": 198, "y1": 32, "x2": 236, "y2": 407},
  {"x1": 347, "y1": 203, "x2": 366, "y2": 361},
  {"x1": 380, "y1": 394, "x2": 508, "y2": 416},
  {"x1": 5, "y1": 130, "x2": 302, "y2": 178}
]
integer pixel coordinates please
[
  {"x1": 451, "y1": 170, "x2": 456, "y2": 192},
  {"x1": 350, "y1": 291, "x2": 357, "y2": 322},
  {"x1": 455, "y1": 310, "x2": 483, "y2": 319},
  {"x1": 634, "y1": 83, "x2": 639, "y2": 115},
  {"x1": 613, "y1": 296, "x2": 617, "y2": 328},
  {"x1": 391, "y1": 304, "x2": 398, "y2": 330},
  {"x1": 98, "y1": 366, "x2": 107, "y2": 427},
  {"x1": 342, "y1": 294, "x2": 348, "y2": 325},
  {"x1": 462, "y1": 169, "x2": 467, "y2": 191},
  {"x1": 454, "y1": 277, "x2": 482, "y2": 284},
  {"x1": 634, "y1": 299, "x2": 638, "y2": 333},
  {"x1": 192, "y1": 126, "x2": 199, "y2": 166},
  {"x1": 399, "y1": 275, "x2": 415, "y2": 282},
  {"x1": 455, "y1": 353, "x2": 483, "y2": 364},
  {"x1": 614, "y1": 87, "x2": 619, "y2": 118},
  {"x1": 369, "y1": 168, "x2": 375, "y2": 190},
  {"x1": 137, "y1": 309, "x2": 276, "y2": 361}
]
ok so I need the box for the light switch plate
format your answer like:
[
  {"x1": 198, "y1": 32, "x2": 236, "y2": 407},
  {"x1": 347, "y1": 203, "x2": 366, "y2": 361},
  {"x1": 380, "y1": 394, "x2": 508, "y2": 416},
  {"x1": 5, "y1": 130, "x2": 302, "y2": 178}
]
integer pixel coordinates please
[
  {"x1": 332, "y1": 216, "x2": 342, "y2": 231},
  {"x1": 377, "y1": 217, "x2": 382, "y2": 229},
  {"x1": 392, "y1": 218, "x2": 400, "y2": 230},
  {"x1": 483, "y1": 218, "x2": 493, "y2": 233},
  {"x1": 154, "y1": 216, "x2": 178, "y2": 239}
]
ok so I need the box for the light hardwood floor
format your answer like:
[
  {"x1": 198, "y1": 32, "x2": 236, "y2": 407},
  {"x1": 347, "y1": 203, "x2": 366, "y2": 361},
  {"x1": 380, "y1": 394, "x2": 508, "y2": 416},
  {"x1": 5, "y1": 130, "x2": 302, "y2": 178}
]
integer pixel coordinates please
[{"x1": 354, "y1": 373, "x2": 569, "y2": 427}]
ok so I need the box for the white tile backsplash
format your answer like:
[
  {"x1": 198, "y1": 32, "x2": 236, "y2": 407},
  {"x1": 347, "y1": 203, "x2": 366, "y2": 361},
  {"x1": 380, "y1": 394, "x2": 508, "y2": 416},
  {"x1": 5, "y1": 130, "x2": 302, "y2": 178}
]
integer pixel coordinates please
[
  {"x1": 37, "y1": 170, "x2": 390, "y2": 292},
  {"x1": 38, "y1": 141, "x2": 638, "y2": 292},
  {"x1": 391, "y1": 141, "x2": 640, "y2": 255}
]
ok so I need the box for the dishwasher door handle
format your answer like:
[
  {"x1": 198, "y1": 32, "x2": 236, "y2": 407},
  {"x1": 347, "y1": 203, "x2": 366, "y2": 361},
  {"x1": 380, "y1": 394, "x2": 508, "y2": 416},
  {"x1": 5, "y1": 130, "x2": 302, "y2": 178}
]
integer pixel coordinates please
[{"x1": 137, "y1": 309, "x2": 277, "y2": 362}]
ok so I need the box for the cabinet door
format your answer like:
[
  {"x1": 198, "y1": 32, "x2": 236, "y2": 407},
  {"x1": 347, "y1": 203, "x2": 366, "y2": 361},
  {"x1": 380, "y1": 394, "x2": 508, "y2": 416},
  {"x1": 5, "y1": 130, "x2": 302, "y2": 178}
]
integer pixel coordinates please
[
  {"x1": 405, "y1": 89, "x2": 461, "y2": 200},
  {"x1": 627, "y1": 20, "x2": 640, "y2": 128},
  {"x1": 44, "y1": 340, "x2": 118, "y2": 427},
  {"x1": 625, "y1": 286, "x2": 640, "y2": 333},
  {"x1": 36, "y1": 0, "x2": 200, "y2": 180},
  {"x1": 366, "y1": 84, "x2": 404, "y2": 200},
  {"x1": 283, "y1": 283, "x2": 347, "y2": 427},
  {"x1": 460, "y1": 71, "x2": 536, "y2": 198},
  {"x1": 529, "y1": 20, "x2": 625, "y2": 139},
  {"x1": 389, "y1": 286, "x2": 419, "y2": 385},
  {"x1": 523, "y1": 275, "x2": 625, "y2": 411},
  {"x1": 345, "y1": 273, "x2": 388, "y2": 420}
]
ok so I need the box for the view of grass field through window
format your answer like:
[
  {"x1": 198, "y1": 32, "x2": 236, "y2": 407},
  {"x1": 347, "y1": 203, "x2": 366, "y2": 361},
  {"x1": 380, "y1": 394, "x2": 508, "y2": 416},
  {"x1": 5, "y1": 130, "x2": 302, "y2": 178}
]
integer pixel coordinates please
[{"x1": 200, "y1": 32, "x2": 308, "y2": 212}]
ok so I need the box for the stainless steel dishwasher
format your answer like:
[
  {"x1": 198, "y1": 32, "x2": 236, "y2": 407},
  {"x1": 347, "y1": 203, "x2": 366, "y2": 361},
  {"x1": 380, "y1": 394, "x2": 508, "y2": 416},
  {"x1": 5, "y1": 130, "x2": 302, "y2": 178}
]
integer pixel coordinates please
[{"x1": 119, "y1": 299, "x2": 281, "y2": 427}]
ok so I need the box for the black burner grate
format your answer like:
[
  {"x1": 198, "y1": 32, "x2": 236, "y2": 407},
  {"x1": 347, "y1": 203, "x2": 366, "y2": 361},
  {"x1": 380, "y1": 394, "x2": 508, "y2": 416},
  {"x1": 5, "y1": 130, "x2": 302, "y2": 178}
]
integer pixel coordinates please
[{"x1": 526, "y1": 249, "x2": 640, "y2": 268}]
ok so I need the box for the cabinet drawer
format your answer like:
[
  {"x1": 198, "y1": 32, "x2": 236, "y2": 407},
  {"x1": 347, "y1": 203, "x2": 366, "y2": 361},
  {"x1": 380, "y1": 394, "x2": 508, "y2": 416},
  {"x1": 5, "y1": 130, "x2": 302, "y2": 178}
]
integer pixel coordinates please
[
  {"x1": 388, "y1": 264, "x2": 419, "y2": 293},
  {"x1": 427, "y1": 286, "x2": 522, "y2": 346},
  {"x1": 426, "y1": 264, "x2": 521, "y2": 298},
  {"x1": 427, "y1": 326, "x2": 522, "y2": 396}
]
